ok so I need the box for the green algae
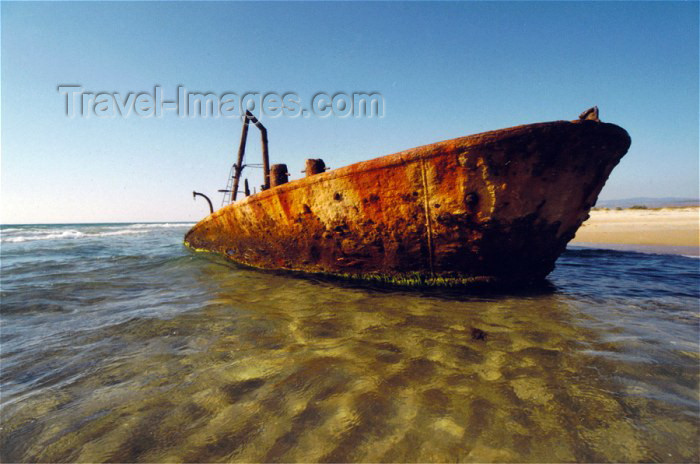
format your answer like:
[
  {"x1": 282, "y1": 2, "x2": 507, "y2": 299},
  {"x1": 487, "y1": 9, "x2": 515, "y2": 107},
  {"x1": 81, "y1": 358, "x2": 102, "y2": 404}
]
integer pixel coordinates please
[{"x1": 183, "y1": 242, "x2": 503, "y2": 288}]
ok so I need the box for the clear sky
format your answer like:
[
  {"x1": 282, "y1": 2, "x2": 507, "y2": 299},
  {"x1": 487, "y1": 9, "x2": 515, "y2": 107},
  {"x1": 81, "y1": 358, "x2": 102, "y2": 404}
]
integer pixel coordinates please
[{"x1": 1, "y1": 1, "x2": 698, "y2": 224}]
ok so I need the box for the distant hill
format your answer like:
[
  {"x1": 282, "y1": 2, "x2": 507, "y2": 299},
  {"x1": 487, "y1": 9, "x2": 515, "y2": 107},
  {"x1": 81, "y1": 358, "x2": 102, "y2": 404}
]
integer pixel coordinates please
[{"x1": 595, "y1": 197, "x2": 700, "y2": 208}]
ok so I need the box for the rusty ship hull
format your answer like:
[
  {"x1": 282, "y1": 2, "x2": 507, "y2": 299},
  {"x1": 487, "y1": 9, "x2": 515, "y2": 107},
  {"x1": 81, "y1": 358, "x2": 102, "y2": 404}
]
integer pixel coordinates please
[{"x1": 185, "y1": 119, "x2": 631, "y2": 285}]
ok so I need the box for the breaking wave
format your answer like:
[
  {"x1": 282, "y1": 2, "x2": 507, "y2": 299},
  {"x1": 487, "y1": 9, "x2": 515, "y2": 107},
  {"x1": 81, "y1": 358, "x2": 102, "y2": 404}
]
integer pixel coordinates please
[{"x1": 1, "y1": 223, "x2": 193, "y2": 243}]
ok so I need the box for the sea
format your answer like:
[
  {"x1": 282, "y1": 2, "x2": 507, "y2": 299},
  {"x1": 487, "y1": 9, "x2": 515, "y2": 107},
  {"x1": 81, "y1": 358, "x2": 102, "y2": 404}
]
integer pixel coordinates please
[{"x1": 1, "y1": 223, "x2": 698, "y2": 462}]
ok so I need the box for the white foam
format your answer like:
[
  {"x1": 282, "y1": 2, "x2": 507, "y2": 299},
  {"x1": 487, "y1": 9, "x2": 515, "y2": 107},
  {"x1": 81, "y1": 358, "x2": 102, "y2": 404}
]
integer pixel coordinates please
[
  {"x1": 3, "y1": 230, "x2": 85, "y2": 242},
  {"x1": 122, "y1": 223, "x2": 192, "y2": 229},
  {"x1": 1, "y1": 223, "x2": 193, "y2": 243}
]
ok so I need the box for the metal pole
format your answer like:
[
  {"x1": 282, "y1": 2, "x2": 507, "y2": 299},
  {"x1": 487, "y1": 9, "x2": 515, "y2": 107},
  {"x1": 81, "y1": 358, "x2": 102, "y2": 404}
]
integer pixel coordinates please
[
  {"x1": 260, "y1": 125, "x2": 270, "y2": 190},
  {"x1": 231, "y1": 117, "x2": 250, "y2": 202},
  {"x1": 245, "y1": 110, "x2": 270, "y2": 190}
]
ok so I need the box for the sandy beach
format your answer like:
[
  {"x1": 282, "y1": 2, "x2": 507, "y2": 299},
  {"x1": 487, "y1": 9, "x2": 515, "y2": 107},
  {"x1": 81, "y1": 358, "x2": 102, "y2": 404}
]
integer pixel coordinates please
[{"x1": 572, "y1": 207, "x2": 700, "y2": 249}]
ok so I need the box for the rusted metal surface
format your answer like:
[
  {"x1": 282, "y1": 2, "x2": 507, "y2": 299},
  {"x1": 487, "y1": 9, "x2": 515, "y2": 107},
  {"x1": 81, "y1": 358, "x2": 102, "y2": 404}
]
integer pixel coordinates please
[
  {"x1": 185, "y1": 119, "x2": 631, "y2": 285},
  {"x1": 579, "y1": 106, "x2": 600, "y2": 122},
  {"x1": 305, "y1": 159, "x2": 326, "y2": 176},
  {"x1": 270, "y1": 164, "x2": 289, "y2": 187}
]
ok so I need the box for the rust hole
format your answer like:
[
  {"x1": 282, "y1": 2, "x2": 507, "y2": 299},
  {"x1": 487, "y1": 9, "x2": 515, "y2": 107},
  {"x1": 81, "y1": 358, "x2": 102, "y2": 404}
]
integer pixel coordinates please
[{"x1": 465, "y1": 192, "x2": 479, "y2": 208}]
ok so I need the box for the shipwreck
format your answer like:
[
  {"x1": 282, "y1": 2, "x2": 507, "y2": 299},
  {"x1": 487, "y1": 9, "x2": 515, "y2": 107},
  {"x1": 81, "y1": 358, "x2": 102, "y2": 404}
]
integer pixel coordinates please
[{"x1": 185, "y1": 108, "x2": 631, "y2": 286}]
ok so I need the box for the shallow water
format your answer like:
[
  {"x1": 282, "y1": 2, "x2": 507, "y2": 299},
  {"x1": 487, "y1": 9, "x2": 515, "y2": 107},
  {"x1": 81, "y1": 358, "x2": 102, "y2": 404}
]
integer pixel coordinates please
[{"x1": 1, "y1": 223, "x2": 698, "y2": 462}]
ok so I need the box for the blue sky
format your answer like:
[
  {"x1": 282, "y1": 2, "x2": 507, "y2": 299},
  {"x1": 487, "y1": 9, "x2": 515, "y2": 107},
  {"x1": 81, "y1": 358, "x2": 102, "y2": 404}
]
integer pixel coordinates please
[{"x1": 2, "y1": 1, "x2": 698, "y2": 223}]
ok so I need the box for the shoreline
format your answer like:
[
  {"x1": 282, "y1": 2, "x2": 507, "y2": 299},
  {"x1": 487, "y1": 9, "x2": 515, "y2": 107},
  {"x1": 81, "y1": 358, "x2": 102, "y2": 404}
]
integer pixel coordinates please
[{"x1": 570, "y1": 206, "x2": 699, "y2": 256}]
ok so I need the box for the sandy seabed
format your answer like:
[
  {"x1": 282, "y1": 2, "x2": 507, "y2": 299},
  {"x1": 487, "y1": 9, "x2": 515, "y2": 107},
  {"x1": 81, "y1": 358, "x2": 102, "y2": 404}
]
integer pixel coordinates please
[{"x1": 572, "y1": 207, "x2": 699, "y2": 251}]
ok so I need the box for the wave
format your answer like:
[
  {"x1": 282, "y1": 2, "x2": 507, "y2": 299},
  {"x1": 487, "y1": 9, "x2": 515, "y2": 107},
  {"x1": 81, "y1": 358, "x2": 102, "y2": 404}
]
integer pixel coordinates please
[
  {"x1": 3, "y1": 230, "x2": 86, "y2": 243},
  {"x1": 116, "y1": 223, "x2": 193, "y2": 230},
  {"x1": 1, "y1": 223, "x2": 193, "y2": 243}
]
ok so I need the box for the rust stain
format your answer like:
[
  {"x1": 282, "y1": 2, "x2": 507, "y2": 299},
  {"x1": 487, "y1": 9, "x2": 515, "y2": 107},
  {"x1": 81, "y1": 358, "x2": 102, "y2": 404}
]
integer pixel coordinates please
[{"x1": 419, "y1": 157, "x2": 435, "y2": 275}]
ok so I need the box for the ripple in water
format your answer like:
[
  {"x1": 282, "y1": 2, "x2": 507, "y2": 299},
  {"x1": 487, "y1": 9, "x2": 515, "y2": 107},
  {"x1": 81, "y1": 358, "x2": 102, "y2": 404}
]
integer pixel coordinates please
[{"x1": 0, "y1": 224, "x2": 698, "y2": 462}]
